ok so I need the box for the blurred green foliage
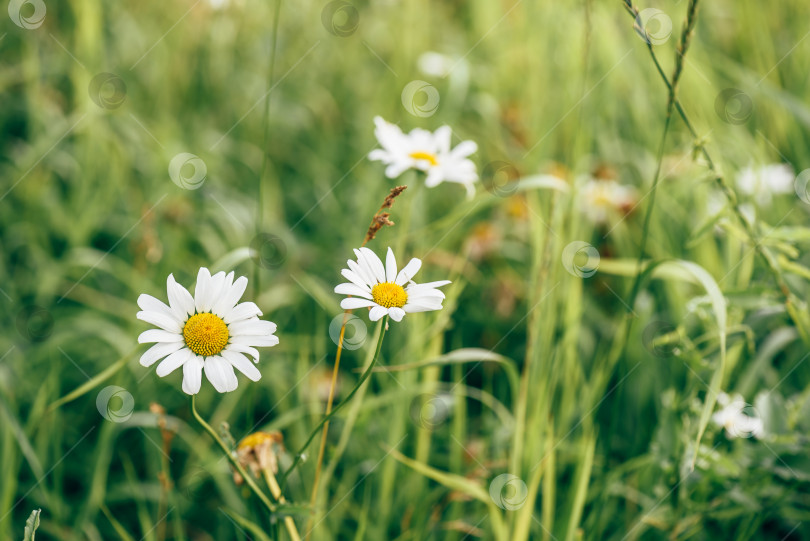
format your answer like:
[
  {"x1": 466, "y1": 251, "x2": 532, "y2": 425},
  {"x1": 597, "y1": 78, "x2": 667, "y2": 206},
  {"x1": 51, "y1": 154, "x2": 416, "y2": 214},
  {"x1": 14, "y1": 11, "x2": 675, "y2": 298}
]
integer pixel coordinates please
[{"x1": 3, "y1": 0, "x2": 810, "y2": 539}]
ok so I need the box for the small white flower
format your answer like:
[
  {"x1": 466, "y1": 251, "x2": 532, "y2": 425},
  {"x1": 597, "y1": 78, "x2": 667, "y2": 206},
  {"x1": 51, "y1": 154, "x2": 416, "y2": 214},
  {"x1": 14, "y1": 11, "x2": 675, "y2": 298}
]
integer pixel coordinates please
[
  {"x1": 137, "y1": 268, "x2": 279, "y2": 395},
  {"x1": 417, "y1": 52, "x2": 455, "y2": 78},
  {"x1": 736, "y1": 163, "x2": 794, "y2": 206},
  {"x1": 579, "y1": 177, "x2": 637, "y2": 224},
  {"x1": 334, "y1": 247, "x2": 451, "y2": 322},
  {"x1": 712, "y1": 392, "x2": 764, "y2": 439},
  {"x1": 368, "y1": 116, "x2": 479, "y2": 198}
]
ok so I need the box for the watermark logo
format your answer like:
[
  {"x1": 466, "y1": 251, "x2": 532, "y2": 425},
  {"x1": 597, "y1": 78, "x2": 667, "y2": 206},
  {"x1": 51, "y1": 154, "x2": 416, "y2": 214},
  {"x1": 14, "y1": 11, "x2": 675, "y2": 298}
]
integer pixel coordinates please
[
  {"x1": 249, "y1": 233, "x2": 287, "y2": 269},
  {"x1": 409, "y1": 393, "x2": 453, "y2": 430},
  {"x1": 96, "y1": 386, "x2": 134, "y2": 423},
  {"x1": 401, "y1": 80, "x2": 440, "y2": 118},
  {"x1": 329, "y1": 313, "x2": 367, "y2": 350},
  {"x1": 562, "y1": 241, "x2": 600, "y2": 278},
  {"x1": 88, "y1": 73, "x2": 127, "y2": 110},
  {"x1": 489, "y1": 474, "x2": 528, "y2": 510},
  {"x1": 634, "y1": 8, "x2": 672, "y2": 45},
  {"x1": 321, "y1": 1, "x2": 359, "y2": 37},
  {"x1": 714, "y1": 88, "x2": 753, "y2": 125},
  {"x1": 8, "y1": 0, "x2": 46, "y2": 29},
  {"x1": 169, "y1": 153, "x2": 207, "y2": 190}
]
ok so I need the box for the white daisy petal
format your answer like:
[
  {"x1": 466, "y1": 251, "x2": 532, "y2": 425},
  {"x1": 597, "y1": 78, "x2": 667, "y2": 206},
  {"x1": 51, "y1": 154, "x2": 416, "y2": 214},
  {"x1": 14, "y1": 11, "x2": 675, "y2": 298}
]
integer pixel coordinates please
[
  {"x1": 136, "y1": 311, "x2": 182, "y2": 333},
  {"x1": 369, "y1": 306, "x2": 389, "y2": 321},
  {"x1": 167, "y1": 274, "x2": 195, "y2": 318},
  {"x1": 395, "y1": 258, "x2": 422, "y2": 285},
  {"x1": 412, "y1": 280, "x2": 451, "y2": 289},
  {"x1": 156, "y1": 348, "x2": 193, "y2": 377},
  {"x1": 230, "y1": 335, "x2": 279, "y2": 348},
  {"x1": 355, "y1": 248, "x2": 385, "y2": 284},
  {"x1": 138, "y1": 329, "x2": 184, "y2": 344},
  {"x1": 450, "y1": 140, "x2": 477, "y2": 158},
  {"x1": 213, "y1": 276, "x2": 248, "y2": 317},
  {"x1": 223, "y1": 302, "x2": 263, "y2": 324},
  {"x1": 202, "y1": 272, "x2": 227, "y2": 313},
  {"x1": 385, "y1": 161, "x2": 412, "y2": 179},
  {"x1": 403, "y1": 302, "x2": 443, "y2": 312},
  {"x1": 226, "y1": 343, "x2": 261, "y2": 362},
  {"x1": 385, "y1": 247, "x2": 398, "y2": 283},
  {"x1": 140, "y1": 342, "x2": 184, "y2": 367},
  {"x1": 424, "y1": 169, "x2": 443, "y2": 188},
  {"x1": 341, "y1": 298, "x2": 377, "y2": 310},
  {"x1": 222, "y1": 350, "x2": 262, "y2": 382},
  {"x1": 137, "y1": 294, "x2": 176, "y2": 320},
  {"x1": 204, "y1": 356, "x2": 239, "y2": 393},
  {"x1": 359, "y1": 247, "x2": 386, "y2": 283},
  {"x1": 182, "y1": 356, "x2": 205, "y2": 395},
  {"x1": 389, "y1": 307, "x2": 406, "y2": 322},
  {"x1": 229, "y1": 319, "x2": 278, "y2": 337},
  {"x1": 334, "y1": 283, "x2": 373, "y2": 299},
  {"x1": 194, "y1": 268, "x2": 212, "y2": 313},
  {"x1": 346, "y1": 262, "x2": 373, "y2": 288},
  {"x1": 434, "y1": 125, "x2": 452, "y2": 154}
]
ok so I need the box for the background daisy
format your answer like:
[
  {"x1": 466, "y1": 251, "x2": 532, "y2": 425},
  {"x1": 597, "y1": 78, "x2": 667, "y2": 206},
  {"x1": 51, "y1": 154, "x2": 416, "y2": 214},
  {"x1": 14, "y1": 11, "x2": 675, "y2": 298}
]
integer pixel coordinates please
[{"x1": 368, "y1": 116, "x2": 479, "y2": 197}]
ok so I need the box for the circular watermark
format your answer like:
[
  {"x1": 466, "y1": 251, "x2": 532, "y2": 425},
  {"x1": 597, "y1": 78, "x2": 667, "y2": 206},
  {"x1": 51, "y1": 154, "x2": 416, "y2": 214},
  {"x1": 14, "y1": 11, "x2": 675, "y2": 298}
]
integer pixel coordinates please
[
  {"x1": 714, "y1": 88, "x2": 753, "y2": 125},
  {"x1": 401, "y1": 80, "x2": 440, "y2": 118},
  {"x1": 169, "y1": 153, "x2": 207, "y2": 190},
  {"x1": 249, "y1": 233, "x2": 287, "y2": 269},
  {"x1": 183, "y1": 467, "x2": 208, "y2": 497},
  {"x1": 321, "y1": 0, "x2": 359, "y2": 37},
  {"x1": 15, "y1": 305, "x2": 53, "y2": 342},
  {"x1": 642, "y1": 320, "x2": 679, "y2": 357},
  {"x1": 489, "y1": 473, "x2": 528, "y2": 511},
  {"x1": 634, "y1": 8, "x2": 672, "y2": 45},
  {"x1": 96, "y1": 385, "x2": 134, "y2": 423},
  {"x1": 727, "y1": 402, "x2": 763, "y2": 439},
  {"x1": 482, "y1": 161, "x2": 519, "y2": 197},
  {"x1": 88, "y1": 73, "x2": 127, "y2": 110},
  {"x1": 329, "y1": 313, "x2": 367, "y2": 350},
  {"x1": 794, "y1": 169, "x2": 810, "y2": 204},
  {"x1": 561, "y1": 241, "x2": 600, "y2": 278},
  {"x1": 409, "y1": 393, "x2": 452, "y2": 430},
  {"x1": 8, "y1": 0, "x2": 46, "y2": 29}
]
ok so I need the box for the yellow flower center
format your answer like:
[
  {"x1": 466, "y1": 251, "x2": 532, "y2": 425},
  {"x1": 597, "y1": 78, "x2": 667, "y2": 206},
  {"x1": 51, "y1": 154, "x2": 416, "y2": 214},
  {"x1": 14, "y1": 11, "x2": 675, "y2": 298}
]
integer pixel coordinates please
[
  {"x1": 238, "y1": 431, "x2": 283, "y2": 452},
  {"x1": 371, "y1": 282, "x2": 408, "y2": 308},
  {"x1": 183, "y1": 312, "x2": 229, "y2": 357},
  {"x1": 409, "y1": 151, "x2": 439, "y2": 166}
]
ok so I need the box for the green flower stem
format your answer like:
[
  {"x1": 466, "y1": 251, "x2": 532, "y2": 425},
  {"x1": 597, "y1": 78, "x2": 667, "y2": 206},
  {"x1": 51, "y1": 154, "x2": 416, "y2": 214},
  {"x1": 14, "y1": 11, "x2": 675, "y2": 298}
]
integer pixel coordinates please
[
  {"x1": 189, "y1": 394, "x2": 277, "y2": 514},
  {"x1": 280, "y1": 317, "x2": 389, "y2": 488}
]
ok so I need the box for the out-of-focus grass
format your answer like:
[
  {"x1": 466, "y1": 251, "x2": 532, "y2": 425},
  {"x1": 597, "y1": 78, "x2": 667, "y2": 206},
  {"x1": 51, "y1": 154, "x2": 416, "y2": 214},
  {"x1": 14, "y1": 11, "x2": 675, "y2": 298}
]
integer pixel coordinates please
[{"x1": 3, "y1": 0, "x2": 810, "y2": 539}]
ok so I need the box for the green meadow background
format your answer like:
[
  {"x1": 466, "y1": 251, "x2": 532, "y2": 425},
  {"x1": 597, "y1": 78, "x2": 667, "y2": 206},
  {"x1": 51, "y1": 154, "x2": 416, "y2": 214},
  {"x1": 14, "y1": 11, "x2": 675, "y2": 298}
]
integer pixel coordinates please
[{"x1": 3, "y1": 0, "x2": 810, "y2": 539}]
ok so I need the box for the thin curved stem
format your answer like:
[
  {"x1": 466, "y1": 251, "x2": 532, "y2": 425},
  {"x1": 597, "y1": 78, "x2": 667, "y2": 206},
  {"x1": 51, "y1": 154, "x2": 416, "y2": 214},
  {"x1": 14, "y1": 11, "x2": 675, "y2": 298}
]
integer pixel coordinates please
[
  {"x1": 280, "y1": 317, "x2": 388, "y2": 488},
  {"x1": 189, "y1": 395, "x2": 277, "y2": 514}
]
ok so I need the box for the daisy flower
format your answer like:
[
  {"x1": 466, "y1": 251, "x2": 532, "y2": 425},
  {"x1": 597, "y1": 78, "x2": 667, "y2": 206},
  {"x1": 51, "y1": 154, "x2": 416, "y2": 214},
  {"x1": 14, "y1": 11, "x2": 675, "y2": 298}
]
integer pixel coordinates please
[
  {"x1": 137, "y1": 268, "x2": 279, "y2": 395},
  {"x1": 334, "y1": 247, "x2": 451, "y2": 322},
  {"x1": 368, "y1": 116, "x2": 479, "y2": 198},
  {"x1": 711, "y1": 392, "x2": 764, "y2": 439},
  {"x1": 579, "y1": 177, "x2": 637, "y2": 224},
  {"x1": 736, "y1": 163, "x2": 794, "y2": 206}
]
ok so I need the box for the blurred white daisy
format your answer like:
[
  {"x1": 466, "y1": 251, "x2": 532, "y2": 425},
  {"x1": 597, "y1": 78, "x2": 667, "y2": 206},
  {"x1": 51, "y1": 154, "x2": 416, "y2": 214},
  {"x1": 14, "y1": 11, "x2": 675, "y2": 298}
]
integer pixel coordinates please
[
  {"x1": 417, "y1": 52, "x2": 455, "y2": 78},
  {"x1": 736, "y1": 163, "x2": 794, "y2": 206},
  {"x1": 579, "y1": 177, "x2": 637, "y2": 224},
  {"x1": 137, "y1": 268, "x2": 279, "y2": 395},
  {"x1": 368, "y1": 116, "x2": 479, "y2": 198},
  {"x1": 711, "y1": 392, "x2": 764, "y2": 439},
  {"x1": 335, "y1": 247, "x2": 451, "y2": 322}
]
